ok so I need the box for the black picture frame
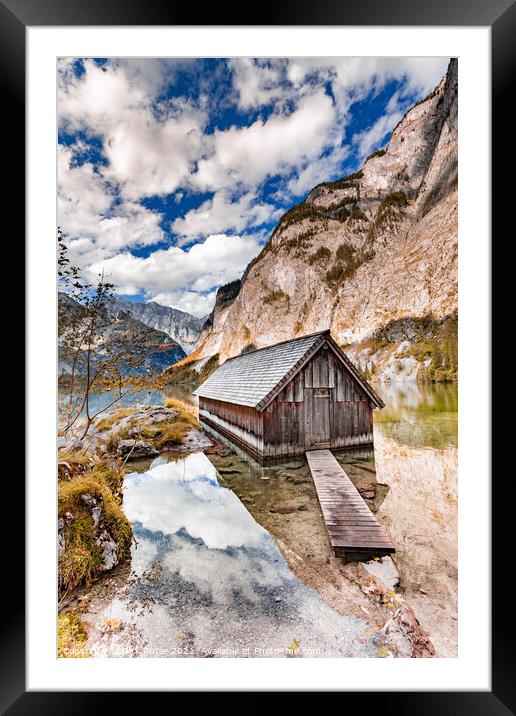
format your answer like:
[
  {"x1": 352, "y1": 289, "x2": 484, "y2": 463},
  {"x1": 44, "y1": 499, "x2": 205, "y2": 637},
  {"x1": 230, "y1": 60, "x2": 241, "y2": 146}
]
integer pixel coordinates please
[{"x1": 4, "y1": 0, "x2": 509, "y2": 709}]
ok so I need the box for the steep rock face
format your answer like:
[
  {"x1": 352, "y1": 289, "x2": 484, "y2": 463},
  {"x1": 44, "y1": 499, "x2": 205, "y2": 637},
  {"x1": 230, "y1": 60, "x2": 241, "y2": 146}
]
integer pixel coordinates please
[
  {"x1": 104, "y1": 296, "x2": 205, "y2": 355},
  {"x1": 193, "y1": 279, "x2": 242, "y2": 359},
  {"x1": 190, "y1": 60, "x2": 458, "y2": 381}
]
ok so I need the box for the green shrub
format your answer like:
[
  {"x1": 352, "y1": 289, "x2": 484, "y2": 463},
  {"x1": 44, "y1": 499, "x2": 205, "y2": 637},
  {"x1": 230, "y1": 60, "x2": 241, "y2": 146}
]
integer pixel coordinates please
[
  {"x1": 309, "y1": 246, "x2": 332, "y2": 265},
  {"x1": 349, "y1": 207, "x2": 368, "y2": 222},
  {"x1": 263, "y1": 289, "x2": 290, "y2": 305},
  {"x1": 336, "y1": 242, "x2": 355, "y2": 263},
  {"x1": 365, "y1": 148, "x2": 386, "y2": 162}
]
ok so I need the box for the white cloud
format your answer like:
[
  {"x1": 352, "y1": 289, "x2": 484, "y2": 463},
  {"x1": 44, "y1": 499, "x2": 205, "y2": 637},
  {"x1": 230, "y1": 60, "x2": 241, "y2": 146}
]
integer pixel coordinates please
[
  {"x1": 58, "y1": 144, "x2": 164, "y2": 268},
  {"x1": 58, "y1": 57, "x2": 451, "y2": 318},
  {"x1": 151, "y1": 290, "x2": 216, "y2": 318},
  {"x1": 88, "y1": 233, "x2": 262, "y2": 313},
  {"x1": 229, "y1": 58, "x2": 287, "y2": 110},
  {"x1": 59, "y1": 60, "x2": 206, "y2": 200},
  {"x1": 352, "y1": 109, "x2": 404, "y2": 163},
  {"x1": 193, "y1": 90, "x2": 336, "y2": 192},
  {"x1": 172, "y1": 191, "x2": 280, "y2": 242}
]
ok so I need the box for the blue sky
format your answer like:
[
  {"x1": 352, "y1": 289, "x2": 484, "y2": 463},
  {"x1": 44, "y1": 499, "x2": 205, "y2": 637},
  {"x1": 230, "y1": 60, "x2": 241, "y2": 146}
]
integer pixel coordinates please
[{"x1": 58, "y1": 57, "x2": 449, "y2": 317}]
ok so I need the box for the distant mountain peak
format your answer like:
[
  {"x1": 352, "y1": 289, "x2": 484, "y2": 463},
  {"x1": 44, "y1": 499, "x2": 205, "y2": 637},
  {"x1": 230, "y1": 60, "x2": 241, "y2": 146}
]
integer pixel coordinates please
[{"x1": 103, "y1": 296, "x2": 205, "y2": 354}]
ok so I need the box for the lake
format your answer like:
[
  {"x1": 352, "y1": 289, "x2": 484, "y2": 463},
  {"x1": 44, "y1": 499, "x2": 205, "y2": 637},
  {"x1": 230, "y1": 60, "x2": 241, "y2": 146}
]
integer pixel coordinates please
[{"x1": 75, "y1": 380, "x2": 458, "y2": 657}]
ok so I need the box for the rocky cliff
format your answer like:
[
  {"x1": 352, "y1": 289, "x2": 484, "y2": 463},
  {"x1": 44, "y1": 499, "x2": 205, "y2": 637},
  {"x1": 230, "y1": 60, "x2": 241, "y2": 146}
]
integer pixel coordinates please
[
  {"x1": 189, "y1": 59, "x2": 458, "y2": 382},
  {"x1": 104, "y1": 296, "x2": 206, "y2": 355}
]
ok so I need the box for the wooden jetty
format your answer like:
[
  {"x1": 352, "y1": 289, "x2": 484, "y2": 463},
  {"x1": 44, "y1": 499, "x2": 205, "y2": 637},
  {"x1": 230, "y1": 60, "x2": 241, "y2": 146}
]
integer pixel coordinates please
[{"x1": 306, "y1": 449, "x2": 395, "y2": 559}]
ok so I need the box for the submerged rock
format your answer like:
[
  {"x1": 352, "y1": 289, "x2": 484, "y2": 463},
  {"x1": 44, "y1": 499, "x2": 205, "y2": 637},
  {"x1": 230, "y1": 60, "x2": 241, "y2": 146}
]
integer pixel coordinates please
[
  {"x1": 271, "y1": 497, "x2": 309, "y2": 514},
  {"x1": 117, "y1": 439, "x2": 159, "y2": 459}
]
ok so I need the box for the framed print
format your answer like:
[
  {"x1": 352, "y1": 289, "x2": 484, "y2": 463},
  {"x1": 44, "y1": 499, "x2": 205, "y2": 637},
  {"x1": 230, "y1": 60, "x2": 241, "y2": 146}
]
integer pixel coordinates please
[{"x1": 4, "y1": 0, "x2": 509, "y2": 708}]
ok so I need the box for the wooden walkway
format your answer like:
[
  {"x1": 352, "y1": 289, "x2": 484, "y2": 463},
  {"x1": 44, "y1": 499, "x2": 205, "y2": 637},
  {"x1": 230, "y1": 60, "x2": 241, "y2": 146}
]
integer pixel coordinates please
[{"x1": 306, "y1": 449, "x2": 395, "y2": 559}]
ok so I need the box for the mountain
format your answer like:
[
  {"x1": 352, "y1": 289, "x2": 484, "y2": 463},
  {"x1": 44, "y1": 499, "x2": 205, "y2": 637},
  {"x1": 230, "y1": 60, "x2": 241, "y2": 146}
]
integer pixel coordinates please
[
  {"x1": 103, "y1": 296, "x2": 206, "y2": 355},
  {"x1": 189, "y1": 59, "x2": 458, "y2": 383},
  {"x1": 58, "y1": 293, "x2": 186, "y2": 376}
]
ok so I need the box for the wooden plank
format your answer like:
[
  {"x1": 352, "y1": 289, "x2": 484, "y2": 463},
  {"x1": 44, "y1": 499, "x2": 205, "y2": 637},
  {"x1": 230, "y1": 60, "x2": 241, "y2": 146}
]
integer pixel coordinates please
[{"x1": 306, "y1": 449, "x2": 395, "y2": 558}]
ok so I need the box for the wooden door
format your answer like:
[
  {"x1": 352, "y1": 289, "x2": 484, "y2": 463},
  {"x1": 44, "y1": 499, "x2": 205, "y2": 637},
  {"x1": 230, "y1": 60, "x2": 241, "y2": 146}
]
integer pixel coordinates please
[{"x1": 305, "y1": 388, "x2": 331, "y2": 448}]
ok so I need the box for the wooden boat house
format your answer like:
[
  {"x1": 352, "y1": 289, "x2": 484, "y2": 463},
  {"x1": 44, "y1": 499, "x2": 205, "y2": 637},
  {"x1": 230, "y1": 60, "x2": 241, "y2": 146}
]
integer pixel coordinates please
[{"x1": 194, "y1": 330, "x2": 384, "y2": 463}]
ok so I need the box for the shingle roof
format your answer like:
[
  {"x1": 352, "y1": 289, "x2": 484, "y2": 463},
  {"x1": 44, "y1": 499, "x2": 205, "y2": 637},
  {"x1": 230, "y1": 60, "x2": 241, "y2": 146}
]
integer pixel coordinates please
[{"x1": 194, "y1": 331, "x2": 329, "y2": 409}]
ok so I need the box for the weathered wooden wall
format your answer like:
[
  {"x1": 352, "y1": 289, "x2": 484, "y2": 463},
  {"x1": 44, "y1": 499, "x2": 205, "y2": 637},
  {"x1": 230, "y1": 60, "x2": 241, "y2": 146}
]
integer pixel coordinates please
[
  {"x1": 200, "y1": 342, "x2": 375, "y2": 462},
  {"x1": 198, "y1": 397, "x2": 264, "y2": 457}
]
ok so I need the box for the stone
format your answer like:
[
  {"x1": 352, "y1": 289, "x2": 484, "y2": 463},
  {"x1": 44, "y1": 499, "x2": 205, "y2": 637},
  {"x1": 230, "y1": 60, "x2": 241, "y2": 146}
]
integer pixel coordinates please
[
  {"x1": 341, "y1": 555, "x2": 400, "y2": 598},
  {"x1": 80, "y1": 493, "x2": 97, "y2": 509},
  {"x1": 96, "y1": 530, "x2": 119, "y2": 571},
  {"x1": 91, "y1": 505, "x2": 102, "y2": 528},
  {"x1": 270, "y1": 498, "x2": 309, "y2": 514},
  {"x1": 174, "y1": 428, "x2": 213, "y2": 452},
  {"x1": 116, "y1": 439, "x2": 159, "y2": 458},
  {"x1": 361, "y1": 556, "x2": 400, "y2": 592},
  {"x1": 58, "y1": 532, "x2": 65, "y2": 558},
  {"x1": 355, "y1": 480, "x2": 377, "y2": 499},
  {"x1": 381, "y1": 603, "x2": 436, "y2": 658}
]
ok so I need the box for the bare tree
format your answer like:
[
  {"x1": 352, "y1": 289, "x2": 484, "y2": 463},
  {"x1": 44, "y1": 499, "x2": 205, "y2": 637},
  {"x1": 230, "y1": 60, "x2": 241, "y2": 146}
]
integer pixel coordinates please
[{"x1": 58, "y1": 230, "x2": 162, "y2": 439}]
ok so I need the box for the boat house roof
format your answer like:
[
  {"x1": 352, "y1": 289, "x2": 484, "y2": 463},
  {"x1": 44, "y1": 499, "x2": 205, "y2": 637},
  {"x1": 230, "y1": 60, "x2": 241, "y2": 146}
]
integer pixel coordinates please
[{"x1": 193, "y1": 330, "x2": 384, "y2": 411}]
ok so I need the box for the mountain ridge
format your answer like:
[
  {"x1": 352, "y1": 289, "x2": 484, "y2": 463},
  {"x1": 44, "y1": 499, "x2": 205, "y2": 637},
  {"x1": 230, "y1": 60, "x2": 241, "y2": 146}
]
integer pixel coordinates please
[
  {"x1": 58, "y1": 292, "x2": 186, "y2": 376},
  {"x1": 104, "y1": 295, "x2": 206, "y2": 355}
]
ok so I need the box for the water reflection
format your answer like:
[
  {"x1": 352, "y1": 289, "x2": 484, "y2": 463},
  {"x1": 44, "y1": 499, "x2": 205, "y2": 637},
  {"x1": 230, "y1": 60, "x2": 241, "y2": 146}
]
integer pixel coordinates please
[
  {"x1": 373, "y1": 382, "x2": 457, "y2": 449},
  {"x1": 84, "y1": 452, "x2": 379, "y2": 658}
]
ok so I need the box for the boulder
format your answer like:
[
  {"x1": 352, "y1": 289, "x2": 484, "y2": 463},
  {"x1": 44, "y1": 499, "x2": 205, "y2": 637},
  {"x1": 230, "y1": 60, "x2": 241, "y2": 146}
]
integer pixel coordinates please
[
  {"x1": 341, "y1": 556, "x2": 400, "y2": 598},
  {"x1": 355, "y1": 480, "x2": 377, "y2": 499},
  {"x1": 361, "y1": 556, "x2": 400, "y2": 592},
  {"x1": 116, "y1": 439, "x2": 159, "y2": 458}
]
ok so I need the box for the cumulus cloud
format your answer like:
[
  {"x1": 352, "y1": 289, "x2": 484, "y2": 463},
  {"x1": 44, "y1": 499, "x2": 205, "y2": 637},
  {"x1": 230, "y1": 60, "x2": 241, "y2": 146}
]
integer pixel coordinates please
[
  {"x1": 59, "y1": 60, "x2": 206, "y2": 200},
  {"x1": 229, "y1": 58, "x2": 287, "y2": 110},
  {"x1": 87, "y1": 233, "x2": 262, "y2": 314},
  {"x1": 58, "y1": 144, "x2": 164, "y2": 268},
  {"x1": 151, "y1": 290, "x2": 216, "y2": 318},
  {"x1": 193, "y1": 90, "x2": 336, "y2": 192},
  {"x1": 172, "y1": 191, "x2": 280, "y2": 242},
  {"x1": 352, "y1": 110, "x2": 403, "y2": 163}
]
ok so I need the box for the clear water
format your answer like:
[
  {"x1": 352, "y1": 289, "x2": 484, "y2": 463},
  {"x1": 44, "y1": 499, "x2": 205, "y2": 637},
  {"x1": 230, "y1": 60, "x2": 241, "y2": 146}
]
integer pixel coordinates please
[
  {"x1": 83, "y1": 452, "x2": 380, "y2": 658},
  {"x1": 373, "y1": 382, "x2": 457, "y2": 449},
  {"x1": 79, "y1": 381, "x2": 458, "y2": 656}
]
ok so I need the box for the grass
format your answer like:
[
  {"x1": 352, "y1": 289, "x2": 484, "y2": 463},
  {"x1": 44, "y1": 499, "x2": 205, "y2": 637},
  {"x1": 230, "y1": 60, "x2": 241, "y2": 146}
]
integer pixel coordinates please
[
  {"x1": 164, "y1": 353, "x2": 220, "y2": 386},
  {"x1": 164, "y1": 397, "x2": 198, "y2": 427},
  {"x1": 58, "y1": 463, "x2": 132, "y2": 594},
  {"x1": 58, "y1": 611, "x2": 90, "y2": 658},
  {"x1": 58, "y1": 450, "x2": 92, "y2": 480},
  {"x1": 95, "y1": 407, "x2": 135, "y2": 432}
]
